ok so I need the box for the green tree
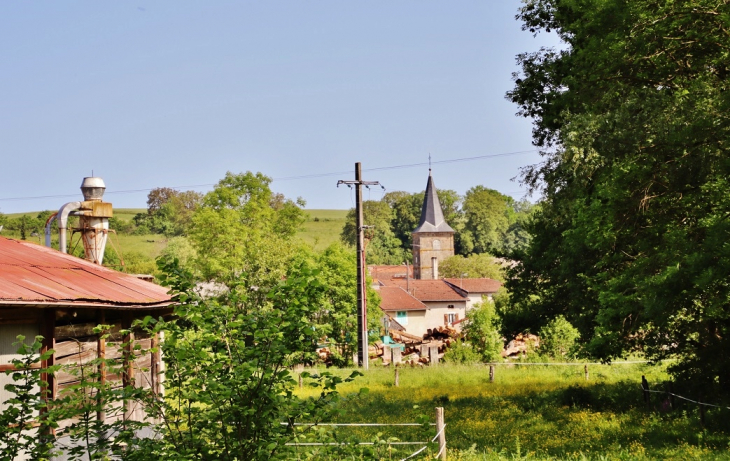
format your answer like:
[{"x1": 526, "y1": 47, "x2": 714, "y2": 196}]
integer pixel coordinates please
[
  {"x1": 439, "y1": 254, "x2": 505, "y2": 281},
  {"x1": 293, "y1": 243, "x2": 382, "y2": 366},
  {"x1": 463, "y1": 300, "x2": 503, "y2": 362},
  {"x1": 189, "y1": 172, "x2": 306, "y2": 286},
  {"x1": 340, "y1": 200, "x2": 405, "y2": 265},
  {"x1": 461, "y1": 186, "x2": 510, "y2": 255},
  {"x1": 139, "y1": 258, "x2": 360, "y2": 460},
  {"x1": 538, "y1": 316, "x2": 580, "y2": 359},
  {"x1": 507, "y1": 0, "x2": 730, "y2": 390}
]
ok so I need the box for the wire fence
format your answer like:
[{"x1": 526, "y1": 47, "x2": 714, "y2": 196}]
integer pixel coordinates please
[
  {"x1": 282, "y1": 407, "x2": 447, "y2": 461},
  {"x1": 643, "y1": 387, "x2": 730, "y2": 410}
]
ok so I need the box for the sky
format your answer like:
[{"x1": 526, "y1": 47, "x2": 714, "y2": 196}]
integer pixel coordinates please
[{"x1": 0, "y1": 1, "x2": 561, "y2": 214}]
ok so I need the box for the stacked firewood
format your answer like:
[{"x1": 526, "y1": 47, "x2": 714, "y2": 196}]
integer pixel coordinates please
[
  {"x1": 422, "y1": 325, "x2": 460, "y2": 341},
  {"x1": 502, "y1": 333, "x2": 540, "y2": 358}
]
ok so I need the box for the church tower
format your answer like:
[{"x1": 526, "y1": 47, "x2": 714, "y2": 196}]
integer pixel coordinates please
[{"x1": 412, "y1": 170, "x2": 455, "y2": 280}]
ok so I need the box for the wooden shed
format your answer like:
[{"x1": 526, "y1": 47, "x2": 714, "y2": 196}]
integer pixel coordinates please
[{"x1": 0, "y1": 236, "x2": 173, "y2": 423}]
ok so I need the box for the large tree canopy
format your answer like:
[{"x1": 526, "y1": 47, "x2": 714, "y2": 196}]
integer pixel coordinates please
[{"x1": 507, "y1": 0, "x2": 730, "y2": 389}]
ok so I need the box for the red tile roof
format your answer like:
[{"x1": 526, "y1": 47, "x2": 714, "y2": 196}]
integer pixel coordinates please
[
  {"x1": 381, "y1": 279, "x2": 466, "y2": 302},
  {"x1": 378, "y1": 286, "x2": 427, "y2": 311},
  {"x1": 368, "y1": 265, "x2": 411, "y2": 283},
  {"x1": 0, "y1": 237, "x2": 172, "y2": 308},
  {"x1": 444, "y1": 278, "x2": 502, "y2": 294}
]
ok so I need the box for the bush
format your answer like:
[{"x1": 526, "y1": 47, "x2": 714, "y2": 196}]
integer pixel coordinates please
[
  {"x1": 463, "y1": 301, "x2": 503, "y2": 362},
  {"x1": 443, "y1": 340, "x2": 481, "y2": 364},
  {"x1": 538, "y1": 315, "x2": 580, "y2": 358}
]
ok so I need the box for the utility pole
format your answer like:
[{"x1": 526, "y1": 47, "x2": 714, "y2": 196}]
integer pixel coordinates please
[{"x1": 338, "y1": 162, "x2": 381, "y2": 370}]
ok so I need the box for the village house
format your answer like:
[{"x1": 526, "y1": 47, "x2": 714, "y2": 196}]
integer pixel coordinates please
[{"x1": 378, "y1": 279, "x2": 468, "y2": 337}]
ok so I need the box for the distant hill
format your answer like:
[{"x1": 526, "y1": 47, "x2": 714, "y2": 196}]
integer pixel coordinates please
[{"x1": 2, "y1": 208, "x2": 348, "y2": 257}]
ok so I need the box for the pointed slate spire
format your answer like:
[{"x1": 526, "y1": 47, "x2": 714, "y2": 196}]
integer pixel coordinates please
[{"x1": 413, "y1": 170, "x2": 455, "y2": 233}]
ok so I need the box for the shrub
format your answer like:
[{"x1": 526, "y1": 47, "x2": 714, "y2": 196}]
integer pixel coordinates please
[
  {"x1": 538, "y1": 315, "x2": 580, "y2": 358},
  {"x1": 463, "y1": 301, "x2": 503, "y2": 362},
  {"x1": 443, "y1": 340, "x2": 481, "y2": 364}
]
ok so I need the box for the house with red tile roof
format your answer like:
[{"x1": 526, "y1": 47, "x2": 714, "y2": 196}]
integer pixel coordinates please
[
  {"x1": 444, "y1": 277, "x2": 502, "y2": 309},
  {"x1": 378, "y1": 278, "x2": 468, "y2": 337}
]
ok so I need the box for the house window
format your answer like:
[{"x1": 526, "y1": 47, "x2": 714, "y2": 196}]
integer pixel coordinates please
[
  {"x1": 444, "y1": 313, "x2": 459, "y2": 325},
  {"x1": 447, "y1": 304, "x2": 454, "y2": 309},
  {"x1": 433, "y1": 239, "x2": 441, "y2": 250},
  {"x1": 396, "y1": 311, "x2": 408, "y2": 325}
]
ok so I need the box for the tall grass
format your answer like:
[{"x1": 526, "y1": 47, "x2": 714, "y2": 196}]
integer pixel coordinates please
[{"x1": 295, "y1": 363, "x2": 730, "y2": 460}]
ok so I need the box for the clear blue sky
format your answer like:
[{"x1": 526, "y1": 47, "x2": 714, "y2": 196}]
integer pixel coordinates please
[{"x1": 0, "y1": 1, "x2": 559, "y2": 214}]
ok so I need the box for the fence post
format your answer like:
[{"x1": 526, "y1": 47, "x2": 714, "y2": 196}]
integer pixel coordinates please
[
  {"x1": 584, "y1": 364, "x2": 589, "y2": 381},
  {"x1": 436, "y1": 407, "x2": 446, "y2": 460},
  {"x1": 641, "y1": 375, "x2": 650, "y2": 408},
  {"x1": 489, "y1": 365, "x2": 495, "y2": 383},
  {"x1": 395, "y1": 368, "x2": 400, "y2": 387},
  {"x1": 668, "y1": 382, "x2": 675, "y2": 410},
  {"x1": 299, "y1": 373, "x2": 303, "y2": 389}
]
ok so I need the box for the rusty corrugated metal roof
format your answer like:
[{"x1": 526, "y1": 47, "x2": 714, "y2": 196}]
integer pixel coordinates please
[{"x1": 0, "y1": 237, "x2": 172, "y2": 308}]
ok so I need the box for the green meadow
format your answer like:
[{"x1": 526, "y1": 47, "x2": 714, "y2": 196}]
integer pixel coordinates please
[
  {"x1": 1, "y1": 208, "x2": 348, "y2": 257},
  {"x1": 294, "y1": 363, "x2": 730, "y2": 460}
]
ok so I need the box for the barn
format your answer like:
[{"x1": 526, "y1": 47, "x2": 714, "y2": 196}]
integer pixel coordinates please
[{"x1": 0, "y1": 236, "x2": 173, "y2": 425}]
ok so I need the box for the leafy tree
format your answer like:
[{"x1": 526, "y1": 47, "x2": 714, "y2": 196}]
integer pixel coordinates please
[
  {"x1": 138, "y1": 258, "x2": 361, "y2": 460},
  {"x1": 137, "y1": 187, "x2": 204, "y2": 237},
  {"x1": 292, "y1": 243, "x2": 382, "y2": 366},
  {"x1": 463, "y1": 300, "x2": 503, "y2": 362},
  {"x1": 439, "y1": 253, "x2": 505, "y2": 281},
  {"x1": 538, "y1": 316, "x2": 580, "y2": 359},
  {"x1": 341, "y1": 200, "x2": 405, "y2": 265},
  {"x1": 189, "y1": 172, "x2": 306, "y2": 286},
  {"x1": 461, "y1": 186, "x2": 510, "y2": 255},
  {"x1": 507, "y1": 0, "x2": 730, "y2": 390},
  {"x1": 159, "y1": 236, "x2": 197, "y2": 272}
]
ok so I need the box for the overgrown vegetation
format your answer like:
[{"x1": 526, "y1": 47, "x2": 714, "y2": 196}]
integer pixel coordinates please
[
  {"x1": 295, "y1": 363, "x2": 730, "y2": 460},
  {"x1": 506, "y1": 0, "x2": 730, "y2": 394}
]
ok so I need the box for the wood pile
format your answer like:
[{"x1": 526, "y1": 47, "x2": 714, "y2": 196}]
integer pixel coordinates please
[
  {"x1": 423, "y1": 326, "x2": 460, "y2": 341},
  {"x1": 502, "y1": 333, "x2": 540, "y2": 358}
]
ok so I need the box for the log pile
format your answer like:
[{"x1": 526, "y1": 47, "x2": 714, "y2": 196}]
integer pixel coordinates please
[{"x1": 502, "y1": 333, "x2": 540, "y2": 358}]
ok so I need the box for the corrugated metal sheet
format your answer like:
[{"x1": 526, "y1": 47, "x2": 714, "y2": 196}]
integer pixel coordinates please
[{"x1": 0, "y1": 237, "x2": 172, "y2": 307}]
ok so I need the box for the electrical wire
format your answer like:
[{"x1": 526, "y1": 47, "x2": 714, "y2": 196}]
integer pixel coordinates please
[{"x1": 0, "y1": 149, "x2": 538, "y2": 202}]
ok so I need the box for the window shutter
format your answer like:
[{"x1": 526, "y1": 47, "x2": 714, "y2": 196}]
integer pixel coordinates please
[
  {"x1": 444, "y1": 314, "x2": 448, "y2": 325},
  {"x1": 455, "y1": 314, "x2": 459, "y2": 321}
]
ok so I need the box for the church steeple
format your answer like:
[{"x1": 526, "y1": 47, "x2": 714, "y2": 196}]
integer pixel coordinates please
[
  {"x1": 413, "y1": 170, "x2": 455, "y2": 233},
  {"x1": 411, "y1": 170, "x2": 455, "y2": 280}
]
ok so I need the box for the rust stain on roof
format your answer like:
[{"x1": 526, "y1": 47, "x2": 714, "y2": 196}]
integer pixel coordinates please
[{"x1": 0, "y1": 237, "x2": 172, "y2": 308}]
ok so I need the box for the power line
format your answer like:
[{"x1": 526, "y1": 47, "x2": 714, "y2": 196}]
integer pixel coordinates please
[{"x1": 0, "y1": 149, "x2": 537, "y2": 202}]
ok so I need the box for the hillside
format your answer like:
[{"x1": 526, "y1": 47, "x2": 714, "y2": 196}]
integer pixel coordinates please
[{"x1": 1, "y1": 208, "x2": 348, "y2": 257}]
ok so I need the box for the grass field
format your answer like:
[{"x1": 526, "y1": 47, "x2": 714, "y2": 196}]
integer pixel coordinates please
[
  {"x1": 293, "y1": 363, "x2": 730, "y2": 460},
  {"x1": 300, "y1": 209, "x2": 348, "y2": 251},
  {"x1": 2, "y1": 208, "x2": 348, "y2": 256}
]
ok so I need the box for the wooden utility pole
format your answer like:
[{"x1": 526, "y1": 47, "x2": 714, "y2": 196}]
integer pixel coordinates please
[{"x1": 338, "y1": 163, "x2": 381, "y2": 370}]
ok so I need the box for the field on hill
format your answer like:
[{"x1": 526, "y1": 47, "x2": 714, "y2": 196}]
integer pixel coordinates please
[
  {"x1": 300, "y1": 209, "x2": 348, "y2": 251},
  {"x1": 2, "y1": 208, "x2": 348, "y2": 257},
  {"x1": 294, "y1": 363, "x2": 730, "y2": 460}
]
